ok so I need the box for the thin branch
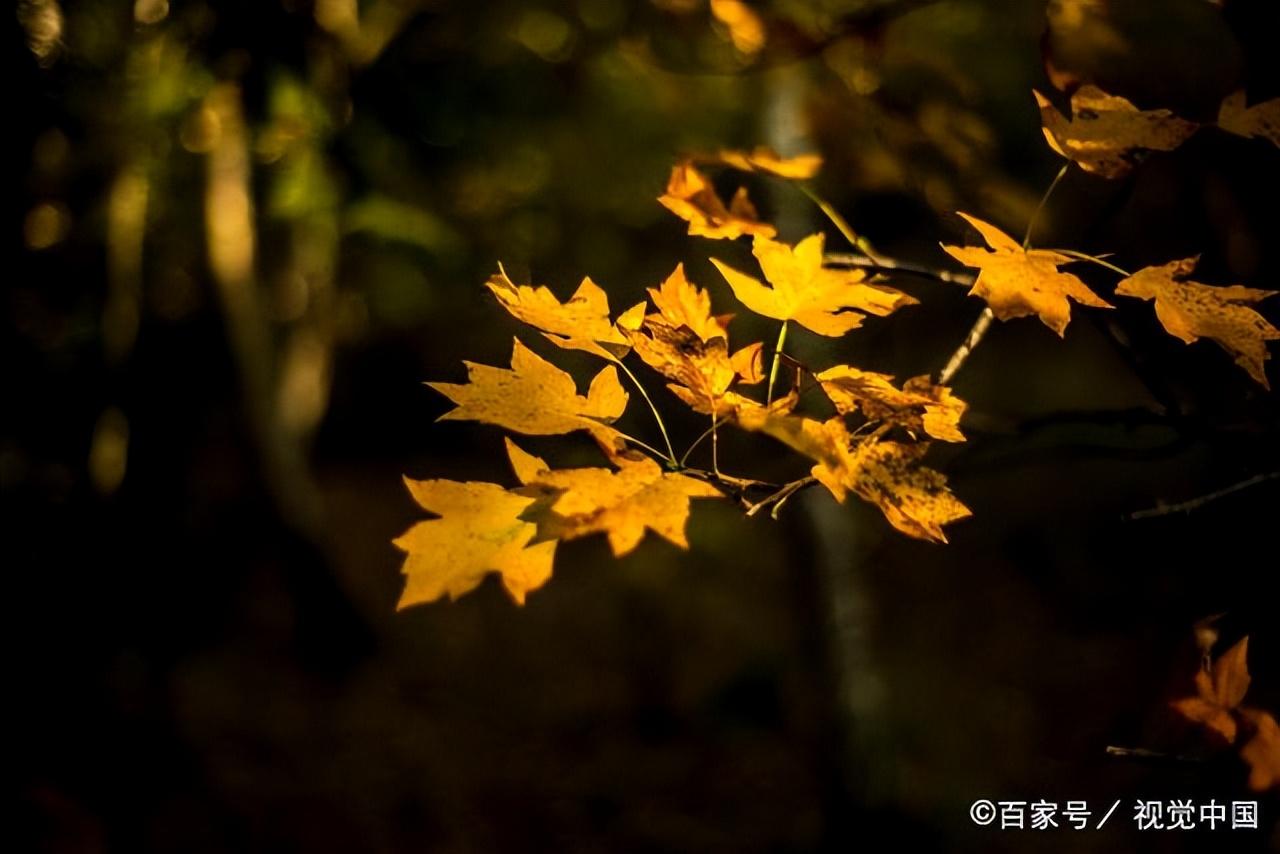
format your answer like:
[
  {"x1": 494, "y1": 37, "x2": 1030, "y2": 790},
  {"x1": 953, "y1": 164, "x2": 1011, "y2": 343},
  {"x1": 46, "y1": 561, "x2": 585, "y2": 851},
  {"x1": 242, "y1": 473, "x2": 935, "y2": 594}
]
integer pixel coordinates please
[
  {"x1": 800, "y1": 184, "x2": 886, "y2": 261},
  {"x1": 1023, "y1": 163, "x2": 1069, "y2": 249},
  {"x1": 746, "y1": 476, "x2": 817, "y2": 518},
  {"x1": 1105, "y1": 745, "x2": 1202, "y2": 765},
  {"x1": 1129, "y1": 471, "x2": 1280, "y2": 520},
  {"x1": 823, "y1": 252, "x2": 975, "y2": 287},
  {"x1": 1049, "y1": 248, "x2": 1132, "y2": 277},
  {"x1": 938, "y1": 307, "x2": 994, "y2": 386}
]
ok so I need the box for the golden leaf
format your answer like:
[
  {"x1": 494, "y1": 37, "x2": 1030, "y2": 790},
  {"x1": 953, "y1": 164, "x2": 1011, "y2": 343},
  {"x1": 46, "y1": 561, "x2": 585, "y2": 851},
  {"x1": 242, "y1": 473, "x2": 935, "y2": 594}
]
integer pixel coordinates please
[
  {"x1": 712, "y1": 233, "x2": 917, "y2": 336},
  {"x1": 1172, "y1": 636, "x2": 1252, "y2": 744},
  {"x1": 1217, "y1": 91, "x2": 1280, "y2": 148},
  {"x1": 734, "y1": 407, "x2": 969, "y2": 542},
  {"x1": 504, "y1": 439, "x2": 722, "y2": 556},
  {"x1": 1115, "y1": 258, "x2": 1279, "y2": 388},
  {"x1": 393, "y1": 478, "x2": 556, "y2": 607},
  {"x1": 630, "y1": 265, "x2": 759, "y2": 414},
  {"x1": 730, "y1": 341, "x2": 765, "y2": 384},
  {"x1": 715, "y1": 146, "x2": 822, "y2": 179},
  {"x1": 1035, "y1": 86, "x2": 1198, "y2": 178},
  {"x1": 816, "y1": 365, "x2": 966, "y2": 442},
  {"x1": 430, "y1": 338, "x2": 628, "y2": 437},
  {"x1": 658, "y1": 161, "x2": 776, "y2": 240},
  {"x1": 485, "y1": 265, "x2": 644, "y2": 361},
  {"x1": 941, "y1": 212, "x2": 1112, "y2": 336}
]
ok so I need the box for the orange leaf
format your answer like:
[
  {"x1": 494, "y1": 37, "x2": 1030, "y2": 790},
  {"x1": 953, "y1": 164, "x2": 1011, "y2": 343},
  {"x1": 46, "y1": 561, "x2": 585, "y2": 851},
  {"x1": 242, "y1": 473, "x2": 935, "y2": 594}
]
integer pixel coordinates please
[
  {"x1": 1217, "y1": 91, "x2": 1280, "y2": 148},
  {"x1": 715, "y1": 146, "x2": 822, "y2": 179},
  {"x1": 1035, "y1": 86, "x2": 1197, "y2": 178},
  {"x1": 1171, "y1": 636, "x2": 1251, "y2": 744},
  {"x1": 941, "y1": 212, "x2": 1112, "y2": 336},
  {"x1": 816, "y1": 365, "x2": 966, "y2": 442},
  {"x1": 658, "y1": 161, "x2": 776, "y2": 240},
  {"x1": 1115, "y1": 258, "x2": 1279, "y2": 388}
]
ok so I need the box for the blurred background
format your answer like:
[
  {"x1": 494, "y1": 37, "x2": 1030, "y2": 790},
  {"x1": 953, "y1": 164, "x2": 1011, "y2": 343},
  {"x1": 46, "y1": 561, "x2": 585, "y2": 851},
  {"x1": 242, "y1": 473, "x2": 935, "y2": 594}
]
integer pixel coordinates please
[{"x1": 9, "y1": 0, "x2": 1280, "y2": 851}]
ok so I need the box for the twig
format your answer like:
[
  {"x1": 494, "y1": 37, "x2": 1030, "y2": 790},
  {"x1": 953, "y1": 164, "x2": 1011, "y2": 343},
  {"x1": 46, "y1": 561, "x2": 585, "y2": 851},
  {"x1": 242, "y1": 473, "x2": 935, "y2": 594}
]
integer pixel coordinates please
[
  {"x1": 823, "y1": 253, "x2": 975, "y2": 287},
  {"x1": 746, "y1": 476, "x2": 817, "y2": 518},
  {"x1": 938, "y1": 307, "x2": 994, "y2": 386},
  {"x1": 1129, "y1": 471, "x2": 1280, "y2": 520},
  {"x1": 1105, "y1": 745, "x2": 1202, "y2": 765}
]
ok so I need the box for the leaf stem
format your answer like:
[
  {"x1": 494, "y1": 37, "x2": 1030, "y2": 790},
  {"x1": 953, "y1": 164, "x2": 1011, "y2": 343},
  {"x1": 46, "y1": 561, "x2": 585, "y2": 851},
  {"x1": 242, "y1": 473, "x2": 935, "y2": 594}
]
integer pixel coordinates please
[
  {"x1": 615, "y1": 360, "x2": 677, "y2": 464},
  {"x1": 1023, "y1": 163, "x2": 1069, "y2": 249},
  {"x1": 799, "y1": 184, "x2": 885, "y2": 261},
  {"x1": 1049, "y1": 248, "x2": 1132, "y2": 277},
  {"x1": 766, "y1": 320, "x2": 789, "y2": 405}
]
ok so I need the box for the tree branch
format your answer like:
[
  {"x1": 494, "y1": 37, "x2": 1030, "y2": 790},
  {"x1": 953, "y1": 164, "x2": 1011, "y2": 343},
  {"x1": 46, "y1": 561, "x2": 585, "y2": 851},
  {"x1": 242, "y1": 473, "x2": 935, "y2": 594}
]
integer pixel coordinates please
[{"x1": 1129, "y1": 471, "x2": 1280, "y2": 520}]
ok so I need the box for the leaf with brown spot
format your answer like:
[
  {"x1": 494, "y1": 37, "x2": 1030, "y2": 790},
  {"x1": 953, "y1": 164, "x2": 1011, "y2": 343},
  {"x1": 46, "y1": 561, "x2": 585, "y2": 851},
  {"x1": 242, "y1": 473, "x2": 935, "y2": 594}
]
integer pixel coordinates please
[
  {"x1": 630, "y1": 265, "x2": 758, "y2": 414},
  {"x1": 733, "y1": 407, "x2": 969, "y2": 542},
  {"x1": 816, "y1": 365, "x2": 966, "y2": 442},
  {"x1": 504, "y1": 439, "x2": 723, "y2": 556},
  {"x1": 429, "y1": 338, "x2": 628, "y2": 438},
  {"x1": 393, "y1": 478, "x2": 556, "y2": 608},
  {"x1": 1035, "y1": 86, "x2": 1198, "y2": 178},
  {"x1": 1171, "y1": 636, "x2": 1251, "y2": 744},
  {"x1": 712, "y1": 233, "x2": 917, "y2": 336},
  {"x1": 941, "y1": 212, "x2": 1112, "y2": 336},
  {"x1": 1217, "y1": 91, "x2": 1280, "y2": 148},
  {"x1": 1115, "y1": 258, "x2": 1279, "y2": 388},
  {"x1": 485, "y1": 265, "x2": 644, "y2": 361},
  {"x1": 658, "y1": 161, "x2": 776, "y2": 240},
  {"x1": 715, "y1": 146, "x2": 822, "y2": 179}
]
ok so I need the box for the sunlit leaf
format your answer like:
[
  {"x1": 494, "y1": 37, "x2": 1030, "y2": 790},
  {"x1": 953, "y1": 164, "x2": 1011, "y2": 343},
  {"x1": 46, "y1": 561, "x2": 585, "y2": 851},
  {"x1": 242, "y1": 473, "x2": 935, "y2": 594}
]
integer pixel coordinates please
[
  {"x1": 817, "y1": 365, "x2": 966, "y2": 442},
  {"x1": 1217, "y1": 91, "x2": 1280, "y2": 148},
  {"x1": 658, "y1": 161, "x2": 777, "y2": 240}
]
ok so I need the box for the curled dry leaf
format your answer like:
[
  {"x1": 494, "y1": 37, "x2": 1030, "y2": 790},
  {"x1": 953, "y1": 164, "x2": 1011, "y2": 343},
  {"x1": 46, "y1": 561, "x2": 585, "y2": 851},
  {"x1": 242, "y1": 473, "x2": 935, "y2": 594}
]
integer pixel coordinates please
[
  {"x1": 1217, "y1": 91, "x2": 1280, "y2": 148},
  {"x1": 429, "y1": 338, "x2": 628, "y2": 439},
  {"x1": 1035, "y1": 85, "x2": 1198, "y2": 178},
  {"x1": 734, "y1": 406, "x2": 970, "y2": 542},
  {"x1": 1115, "y1": 258, "x2": 1279, "y2": 388},
  {"x1": 393, "y1": 478, "x2": 556, "y2": 608},
  {"x1": 506, "y1": 439, "x2": 723, "y2": 557},
  {"x1": 816, "y1": 365, "x2": 966, "y2": 442},
  {"x1": 941, "y1": 212, "x2": 1112, "y2": 336},
  {"x1": 485, "y1": 265, "x2": 644, "y2": 361},
  {"x1": 712, "y1": 233, "x2": 917, "y2": 336},
  {"x1": 714, "y1": 146, "x2": 822, "y2": 179},
  {"x1": 658, "y1": 161, "x2": 776, "y2": 240}
]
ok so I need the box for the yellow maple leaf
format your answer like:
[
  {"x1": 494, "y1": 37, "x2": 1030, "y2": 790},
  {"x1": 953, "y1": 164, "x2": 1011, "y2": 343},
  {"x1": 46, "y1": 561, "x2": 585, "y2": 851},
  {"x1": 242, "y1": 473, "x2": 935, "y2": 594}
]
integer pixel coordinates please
[
  {"x1": 1115, "y1": 258, "x2": 1279, "y2": 388},
  {"x1": 393, "y1": 478, "x2": 556, "y2": 607},
  {"x1": 734, "y1": 407, "x2": 969, "y2": 542},
  {"x1": 629, "y1": 265, "x2": 760, "y2": 413},
  {"x1": 816, "y1": 365, "x2": 966, "y2": 442},
  {"x1": 504, "y1": 439, "x2": 722, "y2": 556},
  {"x1": 1217, "y1": 91, "x2": 1280, "y2": 148},
  {"x1": 941, "y1": 212, "x2": 1113, "y2": 336},
  {"x1": 712, "y1": 233, "x2": 917, "y2": 336},
  {"x1": 1035, "y1": 86, "x2": 1198, "y2": 178},
  {"x1": 485, "y1": 265, "x2": 645, "y2": 361},
  {"x1": 658, "y1": 161, "x2": 777, "y2": 240},
  {"x1": 1171, "y1": 635, "x2": 1252, "y2": 744},
  {"x1": 429, "y1": 338, "x2": 629, "y2": 437},
  {"x1": 715, "y1": 146, "x2": 822, "y2": 179}
]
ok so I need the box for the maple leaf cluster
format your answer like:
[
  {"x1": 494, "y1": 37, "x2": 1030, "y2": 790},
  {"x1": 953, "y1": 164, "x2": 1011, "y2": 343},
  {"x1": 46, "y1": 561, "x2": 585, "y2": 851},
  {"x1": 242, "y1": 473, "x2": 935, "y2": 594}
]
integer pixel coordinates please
[{"x1": 397, "y1": 81, "x2": 1280, "y2": 607}]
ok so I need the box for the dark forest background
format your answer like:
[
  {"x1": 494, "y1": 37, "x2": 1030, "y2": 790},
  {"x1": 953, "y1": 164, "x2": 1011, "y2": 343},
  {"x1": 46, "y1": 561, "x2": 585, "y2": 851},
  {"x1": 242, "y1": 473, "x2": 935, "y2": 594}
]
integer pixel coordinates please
[{"x1": 9, "y1": 1, "x2": 1280, "y2": 851}]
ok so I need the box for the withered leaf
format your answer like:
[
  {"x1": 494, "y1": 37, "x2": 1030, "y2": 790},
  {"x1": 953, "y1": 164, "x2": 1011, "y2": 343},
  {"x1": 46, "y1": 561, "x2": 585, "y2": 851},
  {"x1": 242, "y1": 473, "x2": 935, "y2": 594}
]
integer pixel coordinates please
[
  {"x1": 1239, "y1": 709, "x2": 1280, "y2": 792},
  {"x1": 430, "y1": 338, "x2": 628, "y2": 438},
  {"x1": 486, "y1": 265, "x2": 644, "y2": 361},
  {"x1": 505, "y1": 439, "x2": 723, "y2": 556},
  {"x1": 1115, "y1": 258, "x2": 1279, "y2": 388},
  {"x1": 393, "y1": 478, "x2": 556, "y2": 607},
  {"x1": 1217, "y1": 91, "x2": 1280, "y2": 148},
  {"x1": 941, "y1": 212, "x2": 1112, "y2": 336},
  {"x1": 816, "y1": 365, "x2": 966, "y2": 442},
  {"x1": 712, "y1": 233, "x2": 917, "y2": 336},
  {"x1": 658, "y1": 161, "x2": 776, "y2": 241},
  {"x1": 1035, "y1": 86, "x2": 1198, "y2": 178}
]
